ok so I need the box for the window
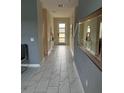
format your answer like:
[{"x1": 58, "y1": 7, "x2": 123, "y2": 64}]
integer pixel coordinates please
[
  {"x1": 59, "y1": 23, "x2": 65, "y2": 28},
  {"x1": 59, "y1": 28, "x2": 65, "y2": 32}
]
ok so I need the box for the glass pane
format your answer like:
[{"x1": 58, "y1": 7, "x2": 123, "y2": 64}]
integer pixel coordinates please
[
  {"x1": 59, "y1": 23, "x2": 65, "y2": 28},
  {"x1": 59, "y1": 28, "x2": 65, "y2": 32},
  {"x1": 59, "y1": 38, "x2": 65, "y2": 43},
  {"x1": 59, "y1": 33, "x2": 65, "y2": 37},
  {"x1": 87, "y1": 26, "x2": 91, "y2": 32}
]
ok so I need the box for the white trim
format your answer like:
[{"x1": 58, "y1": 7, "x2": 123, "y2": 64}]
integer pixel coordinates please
[
  {"x1": 48, "y1": 48, "x2": 52, "y2": 56},
  {"x1": 48, "y1": 46, "x2": 53, "y2": 56},
  {"x1": 21, "y1": 64, "x2": 41, "y2": 67},
  {"x1": 71, "y1": 48, "x2": 74, "y2": 57}
]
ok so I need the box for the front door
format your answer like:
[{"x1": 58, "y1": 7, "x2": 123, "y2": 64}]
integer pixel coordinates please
[{"x1": 58, "y1": 23, "x2": 66, "y2": 44}]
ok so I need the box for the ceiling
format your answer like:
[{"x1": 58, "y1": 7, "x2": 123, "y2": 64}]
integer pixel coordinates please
[{"x1": 40, "y1": 0, "x2": 78, "y2": 17}]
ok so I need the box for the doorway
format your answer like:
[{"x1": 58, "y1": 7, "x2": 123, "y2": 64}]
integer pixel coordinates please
[{"x1": 58, "y1": 23, "x2": 66, "y2": 44}]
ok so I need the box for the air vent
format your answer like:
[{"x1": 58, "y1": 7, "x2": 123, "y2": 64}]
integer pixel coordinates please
[{"x1": 58, "y1": 4, "x2": 64, "y2": 7}]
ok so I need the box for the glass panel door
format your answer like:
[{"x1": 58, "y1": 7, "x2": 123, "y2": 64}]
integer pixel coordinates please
[{"x1": 59, "y1": 23, "x2": 65, "y2": 43}]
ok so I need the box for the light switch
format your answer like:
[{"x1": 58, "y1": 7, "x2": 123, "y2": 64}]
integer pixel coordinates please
[{"x1": 30, "y1": 37, "x2": 35, "y2": 42}]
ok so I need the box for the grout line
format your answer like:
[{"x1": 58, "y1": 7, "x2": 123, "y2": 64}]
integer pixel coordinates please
[
  {"x1": 33, "y1": 47, "x2": 55, "y2": 93},
  {"x1": 58, "y1": 51, "x2": 62, "y2": 93},
  {"x1": 46, "y1": 47, "x2": 59, "y2": 93}
]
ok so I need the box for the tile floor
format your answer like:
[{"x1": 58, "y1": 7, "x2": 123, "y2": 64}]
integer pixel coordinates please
[{"x1": 21, "y1": 46, "x2": 85, "y2": 93}]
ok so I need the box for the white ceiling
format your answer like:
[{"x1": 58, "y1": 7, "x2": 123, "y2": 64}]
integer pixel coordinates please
[{"x1": 40, "y1": 0, "x2": 78, "y2": 17}]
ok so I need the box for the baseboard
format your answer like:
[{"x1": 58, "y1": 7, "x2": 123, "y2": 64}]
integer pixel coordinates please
[
  {"x1": 48, "y1": 47, "x2": 53, "y2": 56},
  {"x1": 70, "y1": 48, "x2": 74, "y2": 57},
  {"x1": 21, "y1": 64, "x2": 41, "y2": 67}
]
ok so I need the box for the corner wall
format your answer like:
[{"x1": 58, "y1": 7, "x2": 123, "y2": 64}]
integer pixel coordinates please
[
  {"x1": 37, "y1": 0, "x2": 43, "y2": 60},
  {"x1": 70, "y1": 10, "x2": 75, "y2": 54},
  {"x1": 47, "y1": 12, "x2": 54, "y2": 53}
]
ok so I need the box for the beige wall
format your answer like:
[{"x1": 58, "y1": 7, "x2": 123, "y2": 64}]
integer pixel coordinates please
[
  {"x1": 42, "y1": 8, "x2": 49, "y2": 56},
  {"x1": 70, "y1": 10, "x2": 75, "y2": 53},
  {"x1": 37, "y1": 2, "x2": 48, "y2": 58},
  {"x1": 37, "y1": 0, "x2": 55, "y2": 59},
  {"x1": 54, "y1": 18, "x2": 70, "y2": 45},
  {"x1": 47, "y1": 11, "x2": 54, "y2": 52}
]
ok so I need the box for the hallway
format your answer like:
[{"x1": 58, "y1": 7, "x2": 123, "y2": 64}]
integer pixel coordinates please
[
  {"x1": 21, "y1": 0, "x2": 102, "y2": 93},
  {"x1": 22, "y1": 46, "x2": 84, "y2": 93}
]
